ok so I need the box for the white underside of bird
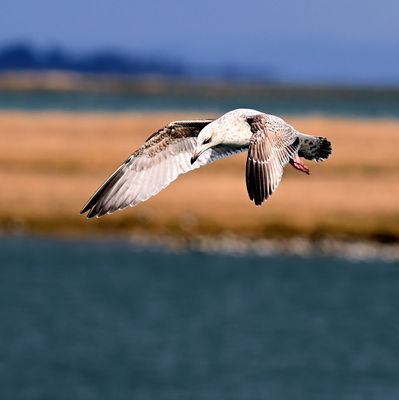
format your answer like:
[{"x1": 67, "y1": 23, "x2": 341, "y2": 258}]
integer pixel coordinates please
[{"x1": 81, "y1": 109, "x2": 332, "y2": 218}]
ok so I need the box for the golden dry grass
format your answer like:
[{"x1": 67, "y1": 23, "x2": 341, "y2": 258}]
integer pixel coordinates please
[{"x1": 0, "y1": 111, "x2": 398, "y2": 241}]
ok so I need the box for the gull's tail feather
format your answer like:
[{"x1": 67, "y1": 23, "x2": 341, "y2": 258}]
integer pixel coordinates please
[
  {"x1": 315, "y1": 137, "x2": 332, "y2": 160},
  {"x1": 299, "y1": 136, "x2": 332, "y2": 161}
]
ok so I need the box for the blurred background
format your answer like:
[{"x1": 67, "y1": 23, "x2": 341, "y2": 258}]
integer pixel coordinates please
[{"x1": 1, "y1": 1, "x2": 399, "y2": 399}]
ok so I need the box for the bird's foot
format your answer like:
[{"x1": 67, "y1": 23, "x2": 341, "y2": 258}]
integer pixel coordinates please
[{"x1": 289, "y1": 155, "x2": 310, "y2": 175}]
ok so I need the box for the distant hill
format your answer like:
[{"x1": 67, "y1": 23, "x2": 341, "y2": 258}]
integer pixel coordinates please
[
  {"x1": 0, "y1": 42, "x2": 276, "y2": 82},
  {"x1": 0, "y1": 42, "x2": 185, "y2": 76}
]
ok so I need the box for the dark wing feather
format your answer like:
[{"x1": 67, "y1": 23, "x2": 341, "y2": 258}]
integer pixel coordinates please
[
  {"x1": 246, "y1": 115, "x2": 300, "y2": 206},
  {"x1": 80, "y1": 119, "x2": 245, "y2": 218}
]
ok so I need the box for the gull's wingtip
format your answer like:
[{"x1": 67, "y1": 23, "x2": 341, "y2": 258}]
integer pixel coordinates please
[
  {"x1": 80, "y1": 203, "x2": 91, "y2": 216},
  {"x1": 80, "y1": 202, "x2": 98, "y2": 218},
  {"x1": 86, "y1": 208, "x2": 98, "y2": 219}
]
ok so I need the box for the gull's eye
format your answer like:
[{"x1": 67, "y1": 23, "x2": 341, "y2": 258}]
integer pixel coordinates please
[{"x1": 203, "y1": 138, "x2": 211, "y2": 145}]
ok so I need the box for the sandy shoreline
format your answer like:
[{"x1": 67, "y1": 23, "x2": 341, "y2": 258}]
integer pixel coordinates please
[
  {"x1": 128, "y1": 233, "x2": 399, "y2": 262},
  {"x1": 0, "y1": 111, "x2": 398, "y2": 243}
]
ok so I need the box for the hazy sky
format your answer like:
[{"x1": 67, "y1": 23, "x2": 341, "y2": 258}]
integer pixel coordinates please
[{"x1": 1, "y1": 0, "x2": 398, "y2": 84}]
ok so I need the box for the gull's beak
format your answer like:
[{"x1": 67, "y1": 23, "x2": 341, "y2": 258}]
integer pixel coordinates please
[
  {"x1": 190, "y1": 147, "x2": 206, "y2": 164},
  {"x1": 190, "y1": 153, "x2": 199, "y2": 165}
]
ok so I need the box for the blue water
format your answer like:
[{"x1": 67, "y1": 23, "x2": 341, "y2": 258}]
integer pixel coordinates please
[
  {"x1": 1, "y1": 236, "x2": 399, "y2": 399},
  {"x1": 1, "y1": 90, "x2": 399, "y2": 117}
]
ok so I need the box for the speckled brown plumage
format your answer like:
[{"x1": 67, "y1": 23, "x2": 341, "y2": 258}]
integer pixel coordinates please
[{"x1": 80, "y1": 109, "x2": 332, "y2": 218}]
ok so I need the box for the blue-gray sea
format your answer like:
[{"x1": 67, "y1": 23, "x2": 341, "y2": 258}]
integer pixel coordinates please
[
  {"x1": 0, "y1": 90, "x2": 399, "y2": 117},
  {"x1": 1, "y1": 235, "x2": 399, "y2": 399}
]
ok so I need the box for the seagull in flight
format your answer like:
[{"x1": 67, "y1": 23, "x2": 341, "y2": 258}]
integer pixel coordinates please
[{"x1": 81, "y1": 109, "x2": 332, "y2": 218}]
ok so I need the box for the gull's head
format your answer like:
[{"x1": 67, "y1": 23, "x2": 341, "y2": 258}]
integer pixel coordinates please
[
  {"x1": 190, "y1": 109, "x2": 263, "y2": 164},
  {"x1": 190, "y1": 122, "x2": 224, "y2": 164}
]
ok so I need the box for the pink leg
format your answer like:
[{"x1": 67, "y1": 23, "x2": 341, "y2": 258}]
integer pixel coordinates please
[{"x1": 289, "y1": 155, "x2": 310, "y2": 175}]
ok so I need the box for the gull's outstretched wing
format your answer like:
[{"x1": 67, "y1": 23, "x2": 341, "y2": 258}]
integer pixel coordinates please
[
  {"x1": 81, "y1": 120, "x2": 245, "y2": 218},
  {"x1": 246, "y1": 115, "x2": 300, "y2": 206}
]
